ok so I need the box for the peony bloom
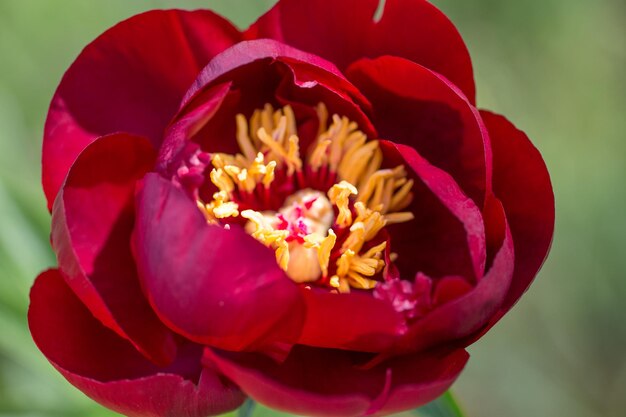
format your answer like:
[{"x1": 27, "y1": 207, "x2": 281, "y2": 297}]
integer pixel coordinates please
[{"x1": 28, "y1": 0, "x2": 554, "y2": 416}]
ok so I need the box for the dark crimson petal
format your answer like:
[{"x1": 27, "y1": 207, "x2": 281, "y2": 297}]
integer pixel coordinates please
[
  {"x1": 246, "y1": 0, "x2": 475, "y2": 102},
  {"x1": 297, "y1": 288, "x2": 406, "y2": 352},
  {"x1": 134, "y1": 173, "x2": 304, "y2": 351},
  {"x1": 43, "y1": 10, "x2": 242, "y2": 209},
  {"x1": 481, "y1": 111, "x2": 554, "y2": 314},
  {"x1": 156, "y1": 82, "x2": 232, "y2": 173},
  {"x1": 51, "y1": 133, "x2": 175, "y2": 365},
  {"x1": 180, "y1": 39, "x2": 372, "y2": 130},
  {"x1": 433, "y1": 276, "x2": 474, "y2": 306},
  {"x1": 160, "y1": 39, "x2": 375, "y2": 172},
  {"x1": 182, "y1": 39, "x2": 347, "y2": 105},
  {"x1": 347, "y1": 56, "x2": 491, "y2": 206},
  {"x1": 206, "y1": 346, "x2": 468, "y2": 417},
  {"x1": 394, "y1": 198, "x2": 514, "y2": 353},
  {"x1": 29, "y1": 270, "x2": 244, "y2": 417},
  {"x1": 381, "y1": 141, "x2": 486, "y2": 281}
]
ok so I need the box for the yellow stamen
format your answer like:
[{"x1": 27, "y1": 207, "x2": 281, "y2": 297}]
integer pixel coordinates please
[
  {"x1": 199, "y1": 191, "x2": 239, "y2": 220},
  {"x1": 308, "y1": 138, "x2": 332, "y2": 171},
  {"x1": 304, "y1": 229, "x2": 337, "y2": 277},
  {"x1": 343, "y1": 222, "x2": 366, "y2": 253},
  {"x1": 358, "y1": 169, "x2": 394, "y2": 208},
  {"x1": 263, "y1": 161, "x2": 276, "y2": 188},
  {"x1": 247, "y1": 153, "x2": 267, "y2": 176},
  {"x1": 275, "y1": 239, "x2": 290, "y2": 271},
  {"x1": 328, "y1": 115, "x2": 351, "y2": 171},
  {"x1": 235, "y1": 114, "x2": 257, "y2": 161},
  {"x1": 286, "y1": 135, "x2": 302, "y2": 176},
  {"x1": 329, "y1": 275, "x2": 341, "y2": 288},
  {"x1": 339, "y1": 140, "x2": 379, "y2": 186},
  {"x1": 336, "y1": 249, "x2": 355, "y2": 277},
  {"x1": 224, "y1": 166, "x2": 256, "y2": 193},
  {"x1": 329, "y1": 275, "x2": 351, "y2": 293},
  {"x1": 249, "y1": 109, "x2": 262, "y2": 147},
  {"x1": 357, "y1": 147, "x2": 383, "y2": 190},
  {"x1": 241, "y1": 209, "x2": 275, "y2": 235},
  {"x1": 261, "y1": 103, "x2": 274, "y2": 135},
  {"x1": 316, "y1": 102, "x2": 329, "y2": 137},
  {"x1": 362, "y1": 241, "x2": 388, "y2": 259},
  {"x1": 389, "y1": 179, "x2": 414, "y2": 212},
  {"x1": 384, "y1": 212, "x2": 415, "y2": 224},
  {"x1": 357, "y1": 203, "x2": 386, "y2": 241},
  {"x1": 357, "y1": 165, "x2": 410, "y2": 214},
  {"x1": 210, "y1": 168, "x2": 234, "y2": 194},
  {"x1": 334, "y1": 239, "x2": 385, "y2": 291},
  {"x1": 197, "y1": 200, "x2": 217, "y2": 224},
  {"x1": 284, "y1": 105, "x2": 298, "y2": 138},
  {"x1": 327, "y1": 181, "x2": 357, "y2": 228}
]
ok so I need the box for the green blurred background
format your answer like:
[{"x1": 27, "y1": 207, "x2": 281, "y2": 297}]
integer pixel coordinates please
[{"x1": 0, "y1": 0, "x2": 624, "y2": 416}]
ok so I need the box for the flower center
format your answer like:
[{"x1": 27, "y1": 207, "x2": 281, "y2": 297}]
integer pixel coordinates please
[
  {"x1": 243, "y1": 188, "x2": 334, "y2": 283},
  {"x1": 195, "y1": 103, "x2": 415, "y2": 293}
]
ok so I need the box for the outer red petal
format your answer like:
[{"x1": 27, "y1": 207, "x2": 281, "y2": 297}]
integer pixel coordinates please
[
  {"x1": 246, "y1": 0, "x2": 475, "y2": 102},
  {"x1": 394, "y1": 197, "x2": 515, "y2": 353},
  {"x1": 133, "y1": 173, "x2": 304, "y2": 352},
  {"x1": 29, "y1": 270, "x2": 244, "y2": 417},
  {"x1": 481, "y1": 111, "x2": 554, "y2": 314},
  {"x1": 206, "y1": 346, "x2": 468, "y2": 417},
  {"x1": 347, "y1": 56, "x2": 490, "y2": 206},
  {"x1": 43, "y1": 9, "x2": 241, "y2": 209},
  {"x1": 51, "y1": 133, "x2": 175, "y2": 365}
]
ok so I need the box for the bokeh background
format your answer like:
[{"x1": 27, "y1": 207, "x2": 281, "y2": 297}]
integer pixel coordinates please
[{"x1": 0, "y1": 0, "x2": 624, "y2": 416}]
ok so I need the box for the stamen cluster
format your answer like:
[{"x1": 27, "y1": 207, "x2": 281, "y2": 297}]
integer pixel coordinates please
[{"x1": 195, "y1": 104, "x2": 415, "y2": 292}]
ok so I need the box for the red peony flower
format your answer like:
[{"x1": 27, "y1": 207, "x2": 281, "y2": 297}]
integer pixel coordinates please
[{"x1": 28, "y1": 1, "x2": 554, "y2": 416}]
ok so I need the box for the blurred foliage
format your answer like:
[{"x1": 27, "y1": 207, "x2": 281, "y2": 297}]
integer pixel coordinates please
[
  {"x1": 0, "y1": 0, "x2": 624, "y2": 416},
  {"x1": 416, "y1": 392, "x2": 465, "y2": 417}
]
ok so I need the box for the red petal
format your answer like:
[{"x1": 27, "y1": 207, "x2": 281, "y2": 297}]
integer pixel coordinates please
[
  {"x1": 29, "y1": 270, "x2": 244, "y2": 417},
  {"x1": 186, "y1": 39, "x2": 372, "y2": 128},
  {"x1": 298, "y1": 288, "x2": 406, "y2": 352},
  {"x1": 481, "y1": 111, "x2": 554, "y2": 314},
  {"x1": 156, "y1": 82, "x2": 232, "y2": 173},
  {"x1": 246, "y1": 0, "x2": 475, "y2": 102},
  {"x1": 133, "y1": 173, "x2": 305, "y2": 351},
  {"x1": 206, "y1": 346, "x2": 468, "y2": 417},
  {"x1": 182, "y1": 39, "x2": 347, "y2": 105},
  {"x1": 433, "y1": 276, "x2": 474, "y2": 306},
  {"x1": 43, "y1": 10, "x2": 241, "y2": 209},
  {"x1": 347, "y1": 56, "x2": 491, "y2": 206},
  {"x1": 51, "y1": 133, "x2": 175, "y2": 365},
  {"x1": 395, "y1": 198, "x2": 514, "y2": 353},
  {"x1": 381, "y1": 141, "x2": 486, "y2": 281}
]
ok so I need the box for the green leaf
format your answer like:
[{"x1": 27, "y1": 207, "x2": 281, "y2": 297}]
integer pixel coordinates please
[
  {"x1": 238, "y1": 399, "x2": 257, "y2": 417},
  {"x1": 415, "y1": 391, "x2": 466, "y2": 417}
]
